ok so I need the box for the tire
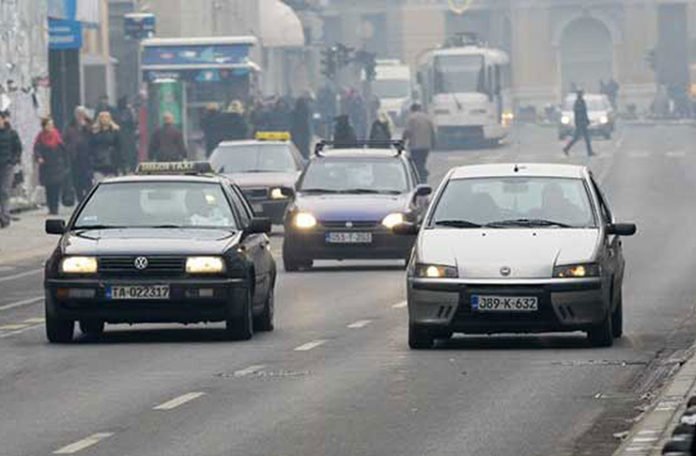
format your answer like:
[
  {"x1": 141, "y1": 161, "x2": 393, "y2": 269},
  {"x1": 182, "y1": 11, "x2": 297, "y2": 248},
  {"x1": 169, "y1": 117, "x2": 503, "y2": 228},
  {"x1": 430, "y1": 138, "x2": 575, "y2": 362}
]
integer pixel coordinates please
[
  {"x1": 79, "y1": 320, "x2": 105, "y2": 337},
  {"x1": 254, "y1": 287, "x2": 275, "y2": 332},
  {"x1": 46, "y1": 314, "x2": 74, "y2": 344},
  {"x1": 409, "y1": 324, "x2": 435, "y2": 350},
  {"x1": 587, "y1": 310, "x2": 614, "y2": 348},
  {"x1": 612, "y1": 288, "x2": 623, "y2": 339},
  {"x1": 226, "y1": 288, "x2": 254, "y2": 341}
]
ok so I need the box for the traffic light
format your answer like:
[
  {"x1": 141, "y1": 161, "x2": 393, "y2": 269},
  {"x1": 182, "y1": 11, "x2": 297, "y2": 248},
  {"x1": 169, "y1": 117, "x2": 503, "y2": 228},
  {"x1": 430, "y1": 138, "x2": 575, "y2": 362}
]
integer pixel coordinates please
[
  {"x1": 321, "y1": 46, "x2": 338, "y2": 80},
  {"x1": 645, "y1": 48, "x2": 657, "y2": 71},
  {"x1": 355, "y1": 50, "x2": 377, "y2": 81}
]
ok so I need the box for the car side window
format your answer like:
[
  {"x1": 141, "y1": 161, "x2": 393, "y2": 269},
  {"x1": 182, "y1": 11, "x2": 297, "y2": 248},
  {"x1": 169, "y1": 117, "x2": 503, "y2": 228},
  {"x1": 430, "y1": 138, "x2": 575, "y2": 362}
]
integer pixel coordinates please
[
  {"x1": 590, "y1": 177, "x2": 613, "y2": 224},
  {"x1": 227, "y1": 185, "x2": 252, "y2": 226}
]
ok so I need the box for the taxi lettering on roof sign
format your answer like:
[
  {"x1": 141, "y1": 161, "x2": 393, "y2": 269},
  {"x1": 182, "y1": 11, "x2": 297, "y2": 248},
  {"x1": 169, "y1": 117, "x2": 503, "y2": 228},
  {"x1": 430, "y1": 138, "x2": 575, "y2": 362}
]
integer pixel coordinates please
[
  {"x1": 136, "y1": 161, "x2": 214, "y2": 175},
  {"x1": 255, "y1": 131, "x2": 291, "y2": 142}
]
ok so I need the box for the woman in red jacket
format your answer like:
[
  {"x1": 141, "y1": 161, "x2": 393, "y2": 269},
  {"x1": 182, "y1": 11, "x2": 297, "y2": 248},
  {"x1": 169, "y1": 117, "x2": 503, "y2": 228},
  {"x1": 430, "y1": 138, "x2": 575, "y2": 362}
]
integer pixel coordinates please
[{"x1": 34, "y1": 117, "x2": 68, "y2": 215}]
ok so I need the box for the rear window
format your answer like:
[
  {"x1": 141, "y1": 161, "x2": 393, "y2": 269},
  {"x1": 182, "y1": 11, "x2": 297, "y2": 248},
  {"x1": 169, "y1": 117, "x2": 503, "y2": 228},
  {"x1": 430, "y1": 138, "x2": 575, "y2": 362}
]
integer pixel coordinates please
[
  {"x1": 210, "y1": 144, "x2": 298, "y2": 174},
  {"x1": 299, "y1": 157, "x2": 409, "y2": 194}
]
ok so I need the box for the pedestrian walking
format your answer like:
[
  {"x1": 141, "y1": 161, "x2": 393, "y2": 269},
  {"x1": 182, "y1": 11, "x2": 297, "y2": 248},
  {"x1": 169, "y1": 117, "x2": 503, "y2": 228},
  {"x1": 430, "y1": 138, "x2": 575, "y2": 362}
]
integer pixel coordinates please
[
  {"x1": 267, "y1": 98, "x2": 292, "y2": 132},
  {"x1": 91, "y1": 111, "x2": 123, "y2": 181},
  {"x1": 290, "y1": 97, "x2": 312, "y2": 159},
  {"x1": 201, "y1": 103, "x2": 225, "y2": 157},
  {"x1": 117, "y1": 97, "x2": 138, "y2": 172},
  {"x1": 220, "y1": 101, "x2": 249, "y2": 142},
  {"x1": 149, "y1": 112, "x2": 187, "y2": 162},
  {"x1": 369, "y1": 112, "x2": 393, "y2": 143},
  {"x1": 332, "y1": 115, "x2": 357, "y2": 146},
  {"x1": 563, "y1": 91, "x2": 594, "y2": 156},
  {"x1": 0, "y1": 113, "x2": 21, "y2": 227},
  {"x1": 0, "y1": 112, "x2": 24, "y2": 224},
  {"x1": 34, "y1": 117, "x2": 68, "y2": 216},
  {"x1": 64, "y1": 106, "x2": 94, "y2": 201},
  {"x1": 403, "y1": 104, "x2": 436, "y2": 183}
]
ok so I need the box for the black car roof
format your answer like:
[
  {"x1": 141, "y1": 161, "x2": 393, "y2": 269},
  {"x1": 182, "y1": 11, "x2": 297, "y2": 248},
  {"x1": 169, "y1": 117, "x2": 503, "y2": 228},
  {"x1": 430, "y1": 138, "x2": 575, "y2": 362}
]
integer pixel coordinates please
[{"x1": 100, "y1": 175, "x2": 231, "y2": 184}]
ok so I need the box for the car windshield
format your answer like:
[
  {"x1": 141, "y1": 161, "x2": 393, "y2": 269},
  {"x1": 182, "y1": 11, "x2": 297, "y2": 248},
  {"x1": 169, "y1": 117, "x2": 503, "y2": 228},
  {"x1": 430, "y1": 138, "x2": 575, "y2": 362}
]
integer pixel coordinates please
[
  {"x1": 299, "y1": 158, "x2": 409, "y2": 194},
  {"x1": 563, "y1": 96, "x2": 609, "y2": 111},
  {"x1": 210, "y1": 144, "x2": 298, "y2": 174},
  {"x1": 373, "y1": 79, "x2": 411, "y2": 99},
  {"x1": 430, "y1": 177, "x2": 596, "y2": 229},
  {"x1": 434, "y1": 55, "x2": 485, "y2": 94},
  {"x1": 74, "y1": 182, "x2": 238, "y2": 230}
]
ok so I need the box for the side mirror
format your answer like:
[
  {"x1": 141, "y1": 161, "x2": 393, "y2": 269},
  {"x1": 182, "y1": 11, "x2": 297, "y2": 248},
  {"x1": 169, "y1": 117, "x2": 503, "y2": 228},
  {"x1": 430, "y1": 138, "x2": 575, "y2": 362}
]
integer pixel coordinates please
[
  {"x1": 606, "y1": 223, "x2": 637, "y2": 237},
  {"x1": 392, "y1": 222, "x2": 420, "y2": 236},
  {"x1": 246, "y1": 217, "x2": 272, "y2": 235},
  {"x1": 414, "y1": 185, "x2": 432, "y2": 198},
  {"x1": 46, "y1": 219, "x2": 66, "y2": 235}
]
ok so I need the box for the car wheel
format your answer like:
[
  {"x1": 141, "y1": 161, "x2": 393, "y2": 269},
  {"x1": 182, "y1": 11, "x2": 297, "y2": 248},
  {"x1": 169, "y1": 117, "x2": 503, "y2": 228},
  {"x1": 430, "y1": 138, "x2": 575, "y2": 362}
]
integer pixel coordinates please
[
  {"x1": 46, "y1": 313, "x2": 74, "y2": 344},
  {"x1": 409, "y1": 324, "x2": 435, "y2": 349},
  {"x1": 254, "y1": 287, "x2": 275, "y2": 332},
  {"x1": 612, "y1": 288, "x2": 623, "y2": 339},
  {"x1": 587, "y1": 310, "x2": 614, "y2": 348},
  {"x1": 226, "y1": 288, "x2": 254, "y2": 341},
  {"x1": 79, "y1": 320, "x2": 105, "y2": 337}
]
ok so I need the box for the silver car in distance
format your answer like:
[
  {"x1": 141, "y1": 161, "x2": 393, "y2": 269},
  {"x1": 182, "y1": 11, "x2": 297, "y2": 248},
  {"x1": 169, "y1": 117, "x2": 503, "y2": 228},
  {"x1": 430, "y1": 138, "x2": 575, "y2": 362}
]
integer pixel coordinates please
[{"x1": 394, "y1": 163, "x2": 636, "y2": 349}]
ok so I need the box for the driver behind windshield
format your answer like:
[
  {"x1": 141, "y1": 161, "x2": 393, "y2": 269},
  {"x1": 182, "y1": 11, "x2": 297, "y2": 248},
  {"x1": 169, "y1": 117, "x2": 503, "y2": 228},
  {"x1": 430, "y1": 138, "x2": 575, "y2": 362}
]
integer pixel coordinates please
[{"x1": 185, "y1": 190, "x2": 231, "y2": 227}]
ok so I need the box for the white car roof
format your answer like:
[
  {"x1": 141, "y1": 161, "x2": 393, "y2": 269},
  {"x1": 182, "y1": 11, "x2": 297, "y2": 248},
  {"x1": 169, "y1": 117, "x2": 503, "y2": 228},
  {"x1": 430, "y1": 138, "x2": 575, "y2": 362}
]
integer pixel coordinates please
[{"x1": 449, "y1": 163, "x2": 588, "y2": 180}]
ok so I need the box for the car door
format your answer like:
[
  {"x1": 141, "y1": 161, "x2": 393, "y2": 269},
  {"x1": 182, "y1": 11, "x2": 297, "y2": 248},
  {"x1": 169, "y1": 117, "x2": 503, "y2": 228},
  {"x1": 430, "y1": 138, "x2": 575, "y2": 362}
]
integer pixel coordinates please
[
  {"x1": 228, "y1": 184, "x2": 272, "y2": 307},
  {"x1": 590, "y1": 177, "x2": 623, "y2": 299}
]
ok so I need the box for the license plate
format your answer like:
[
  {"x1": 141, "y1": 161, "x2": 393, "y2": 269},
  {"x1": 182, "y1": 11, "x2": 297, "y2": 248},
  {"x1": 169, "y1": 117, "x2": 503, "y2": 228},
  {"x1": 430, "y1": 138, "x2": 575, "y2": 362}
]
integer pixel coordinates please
[
  {"x1": 252, "y1": 203, "x2": 264, "y2": 213},
  {"x1": 471, "y1": 295, "x2": 538, "y2": 312},
  {"x1": 107, "y1": 285, "x2": 170, "y2": 300},
  {"x1": 325, "y1": 232, "x2": 373, "y2": 244}
]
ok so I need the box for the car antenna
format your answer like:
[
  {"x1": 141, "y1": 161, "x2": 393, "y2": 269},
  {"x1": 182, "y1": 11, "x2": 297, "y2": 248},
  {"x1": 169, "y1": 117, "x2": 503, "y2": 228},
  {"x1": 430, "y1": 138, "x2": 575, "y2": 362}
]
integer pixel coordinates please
[{"x1": 514, "y1": 164, "x2": 520, "y2": 173}]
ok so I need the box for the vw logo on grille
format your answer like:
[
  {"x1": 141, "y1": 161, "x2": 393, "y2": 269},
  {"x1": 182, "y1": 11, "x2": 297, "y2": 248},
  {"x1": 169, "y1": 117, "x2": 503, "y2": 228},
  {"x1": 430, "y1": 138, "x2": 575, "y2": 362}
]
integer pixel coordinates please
[
  {"x1": 500, "y1": 266, "x2": 512, "y2": 277},
  {"x1": 345, "y1": 221, "x2": 354, "y2": 228},
  {"x1": 134, "y1": 256, "x2": 149, "y2": 270}
]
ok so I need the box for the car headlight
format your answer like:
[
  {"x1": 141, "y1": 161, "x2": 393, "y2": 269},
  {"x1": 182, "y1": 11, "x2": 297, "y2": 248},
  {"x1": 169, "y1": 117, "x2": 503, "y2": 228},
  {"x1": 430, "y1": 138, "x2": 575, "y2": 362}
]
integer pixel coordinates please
[
  {"x1": 561, "y1": 116, "x2": 571, "y2": 125},
  {"x1": 553, "y1": 263, "x2": 600, "y2": 278},
  {"x1": 186, "y1": 257, "x2": 226, "y2": 274},
  {"x1": 61, "y1": 256, "x2": 98, "y2": 274},
  {"x1": 270, "y1": 188, "x2": 287, "y2": 200},
  {"x1": 382, "y1": 213, "x2": 405, "y2": 229},
  {"x1": 415, "y1": 263, "x2": 458, "y2": 279},
  {"x1": 599, "y1": 115, "x2": 609, "y2": 124},
  {"x1": 294, "y1": 212, "x2": 317, "y2": 229}
]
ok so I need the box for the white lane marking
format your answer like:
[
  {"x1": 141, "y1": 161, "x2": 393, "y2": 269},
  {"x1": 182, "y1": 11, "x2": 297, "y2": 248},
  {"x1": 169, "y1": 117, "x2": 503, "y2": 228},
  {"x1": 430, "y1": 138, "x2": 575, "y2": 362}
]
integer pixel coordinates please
[
  {"x1": 294, "y1": 340, "x2": 326, "y2": 351},
  {"x1": 632, "y1": 437, "x2": 658, "y2": 443},
  {"x1": 392, "y1": 301, "x2": 407, "y2": 309},
  {"x1": 0, "y1": 268, "x2": 42, "y2": 284},
  {"x1": 637, "y1": 430, "x2": 660, "y2": 436},
  {"x1": 24, "y1": 317, "x2": 45, "y2": 324},
  {"x1": 153, "y1": 392, "x2": 206, "y2": 411},
  {"x1": 233, "y1": 365, "x2": 266, "y2": 377},
  {"x1": 0, "y1": 323, "x2": 43, "y2": 339},
  {"x1": 0, "y1": 324, "x2": 29, "y2": 331},
  {"x1": 0, "y1": 296, "x2": 43, "y2": 312},
  {"x1": 666, "y1": 150, "x2": 686, "y2": 158},
  {"x1": 347, "y1": 320, "x2": 372, "y2": 329},
  {"x1": 53, "y1": 432, "x2": 114, "y2": 454}
]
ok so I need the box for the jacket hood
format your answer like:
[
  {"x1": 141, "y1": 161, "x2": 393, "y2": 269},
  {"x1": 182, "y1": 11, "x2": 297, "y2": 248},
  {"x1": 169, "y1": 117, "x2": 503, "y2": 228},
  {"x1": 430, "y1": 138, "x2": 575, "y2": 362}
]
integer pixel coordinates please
[{"x1": 295, "y1": 193, "x2": 410, "y2": 221}]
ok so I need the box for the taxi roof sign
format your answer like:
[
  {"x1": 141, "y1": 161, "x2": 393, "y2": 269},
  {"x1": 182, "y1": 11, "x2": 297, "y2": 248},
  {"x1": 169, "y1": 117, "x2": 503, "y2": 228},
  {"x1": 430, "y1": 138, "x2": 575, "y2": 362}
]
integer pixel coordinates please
[
  {"x1": 135, "y1": 161, "x2": 214, "y2": 175},
  {"x1": 255, "y1": 131, "x2": 291, "y2": 142}
]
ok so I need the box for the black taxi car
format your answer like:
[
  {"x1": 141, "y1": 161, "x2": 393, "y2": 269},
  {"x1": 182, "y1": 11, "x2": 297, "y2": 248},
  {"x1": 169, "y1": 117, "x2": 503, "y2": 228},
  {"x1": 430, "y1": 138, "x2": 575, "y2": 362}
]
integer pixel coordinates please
[
  {"x1": 282, "y1": 141, "x2": 432, "y2": 271},
  {"x1": 43, "y1": 162, "x2": 276, "y2": 343}
]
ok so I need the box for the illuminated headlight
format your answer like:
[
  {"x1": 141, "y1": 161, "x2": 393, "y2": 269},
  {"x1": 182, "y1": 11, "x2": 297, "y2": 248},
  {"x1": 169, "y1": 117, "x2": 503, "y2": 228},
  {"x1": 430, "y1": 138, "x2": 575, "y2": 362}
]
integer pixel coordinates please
[
  {"x1": 294, "y1": 212, "x2": 317, "y2": 229},
  {"x1": 186, "y1": 257, "x2": 226, "y2": 274},
  {"x1": 415, "y1": 264, "x2": 458, "y2": 279},
  {"x1": 382, "y1": 213, "x2": 405, "y2": 229},
  {"x1": 561, "y1": 116, "x2": 571, "y2": 125},
  {"x1": 61, "y1": 256, "x2": 98, "y2": 274},
  {"x1": 270, "y1": 188, "x2": 287, "y2": 200},
  {"x1": 553, "y1": 263, "x2": 600, "y2": 278},
  {"x1": 599, "y1": 115, "x2": 609, "y2": 124}
]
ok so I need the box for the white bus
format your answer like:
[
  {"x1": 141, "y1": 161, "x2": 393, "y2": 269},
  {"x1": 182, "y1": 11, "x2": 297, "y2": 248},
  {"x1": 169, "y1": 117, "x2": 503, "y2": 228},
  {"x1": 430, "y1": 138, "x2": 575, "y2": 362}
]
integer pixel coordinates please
[
  {"x1": 370, "y1": 60, "x2": 413, "y2": 126},
  {"x1": 417, "y1": 39, "x2": 513, "y2": 148}
]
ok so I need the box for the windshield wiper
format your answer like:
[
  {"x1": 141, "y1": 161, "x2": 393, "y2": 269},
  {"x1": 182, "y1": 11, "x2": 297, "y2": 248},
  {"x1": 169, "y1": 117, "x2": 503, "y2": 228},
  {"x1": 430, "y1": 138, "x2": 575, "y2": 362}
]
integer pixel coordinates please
[
  {"x1": 300, "y1": 188, "x2": 341, "y2": 194},
  {"x1": 486, "y1": 218, "x2": 573, "y2": 228},
  {"x1": 146, "y1": 224, "x2": 184, "y2": 229},
  {"x1": 73, "y1": 224, "x2": 125, "y2": 230},
  {"x1": 434, "y1": 219, "x2": 483, "y2": 229}
]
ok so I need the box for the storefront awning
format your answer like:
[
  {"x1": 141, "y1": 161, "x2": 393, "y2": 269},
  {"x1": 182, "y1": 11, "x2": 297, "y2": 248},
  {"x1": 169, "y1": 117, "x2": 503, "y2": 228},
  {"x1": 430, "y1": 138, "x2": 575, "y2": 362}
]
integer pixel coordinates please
[{"x1": 259, "y1": 0, "x2": 305, "y2": 48}]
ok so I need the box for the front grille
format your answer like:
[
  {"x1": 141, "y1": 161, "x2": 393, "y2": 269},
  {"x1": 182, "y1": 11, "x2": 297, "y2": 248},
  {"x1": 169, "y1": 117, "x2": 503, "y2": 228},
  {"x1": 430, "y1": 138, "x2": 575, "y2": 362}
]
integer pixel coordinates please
[
  {"x1": 99, "y1": 256, "x2": 186, "y2": 275},
  {"x1": 321, "y1": 220, "x2": 380, "y2": 229},
  {"x1": 243, "y1": 188, "x2": 269, "y2": 200}
]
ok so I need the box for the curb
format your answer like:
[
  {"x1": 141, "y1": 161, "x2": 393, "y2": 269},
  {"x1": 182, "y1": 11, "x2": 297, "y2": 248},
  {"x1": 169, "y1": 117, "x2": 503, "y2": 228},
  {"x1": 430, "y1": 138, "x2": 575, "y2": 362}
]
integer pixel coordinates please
[{"x1": 613, "y1": 342, "x2": 696, "y2": 455}]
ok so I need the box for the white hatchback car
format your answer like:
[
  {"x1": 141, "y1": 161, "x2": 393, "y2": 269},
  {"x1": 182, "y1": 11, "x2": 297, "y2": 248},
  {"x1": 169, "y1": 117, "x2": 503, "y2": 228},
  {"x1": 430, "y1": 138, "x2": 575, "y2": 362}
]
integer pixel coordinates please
[{"x1": 396, "y1": 163, "x2": 636, "y2": 349}]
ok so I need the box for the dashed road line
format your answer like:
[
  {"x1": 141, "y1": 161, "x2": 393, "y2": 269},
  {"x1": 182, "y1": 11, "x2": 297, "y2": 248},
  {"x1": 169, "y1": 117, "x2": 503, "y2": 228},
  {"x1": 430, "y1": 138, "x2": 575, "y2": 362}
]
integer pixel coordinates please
[
  {"x1": 23, "y1": 317, "x2": 45, "y2": 324},
  {"x1": 392, "y1": 301, "x2": 407, "y2": 309},
  {"x1": 294, "y1": 340, "x2": 326, "y2": 351},
  {"x1": 0, "y1": 268, "x2": 42, "y2": 284},
  {"x1": 0, "y1": 323, "x2": 44, "y2": 339},
  {"x1": 347, "y1": 320, "x2": 372, "y2": 329},
  {"x1": 53, "y1": 432, "x2": 114, "y2": 454},
  {"x1": 0, "y1": 296, "x2": 43, "y2": 312},
  {"x1": 233, "y1": 365, "x2": 266, "y2": 377},
  {"x1": 0, "y1": 324, "x2": 29, "y2": 331},
  {"x1": 154, "y1": 392, "x2": 206, "y2": 411}
]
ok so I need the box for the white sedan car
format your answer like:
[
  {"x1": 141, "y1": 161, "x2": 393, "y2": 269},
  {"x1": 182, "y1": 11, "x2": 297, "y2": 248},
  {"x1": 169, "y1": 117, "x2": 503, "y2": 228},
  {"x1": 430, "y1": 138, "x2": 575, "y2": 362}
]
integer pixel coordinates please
[{"x1": 396, "y1": 163, "x2": 636, "y2": 349}]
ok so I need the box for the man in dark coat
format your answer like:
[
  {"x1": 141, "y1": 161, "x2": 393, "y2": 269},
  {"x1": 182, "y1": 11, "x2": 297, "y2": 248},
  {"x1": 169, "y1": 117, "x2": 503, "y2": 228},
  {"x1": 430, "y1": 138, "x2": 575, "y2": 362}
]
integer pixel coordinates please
[
  {"x1": 563, "y1": 91, "x2": 594, "y2": 156},
  {"x1": 333, "y1": 115, "x2": 357, "y2": 147},
  {"x1": 291, "y1": 97, "x2": 312, "y2": 159},
  {"x1": 201, "y1": 103, "x2": 225, "y2": 157},
  {"x1": 219, "y1": 101, "x2": 249, "y2": 142},
  {"x1": 149, "y1": 112, "x2": 188, "y2": 162}
]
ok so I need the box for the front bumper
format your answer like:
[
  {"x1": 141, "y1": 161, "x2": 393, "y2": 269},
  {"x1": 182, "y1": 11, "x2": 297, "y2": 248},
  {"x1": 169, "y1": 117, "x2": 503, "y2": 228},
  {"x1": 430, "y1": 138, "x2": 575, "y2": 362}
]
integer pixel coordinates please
[
  {"x1": 283, "y1": 227, "x2": 414, "y2": 260},
  {"x1": 408, "y1": 277, "x2": 608, "y2": 334},
  {"x1": 45, "y1": 277, "x2": 248, "y2": 324}
]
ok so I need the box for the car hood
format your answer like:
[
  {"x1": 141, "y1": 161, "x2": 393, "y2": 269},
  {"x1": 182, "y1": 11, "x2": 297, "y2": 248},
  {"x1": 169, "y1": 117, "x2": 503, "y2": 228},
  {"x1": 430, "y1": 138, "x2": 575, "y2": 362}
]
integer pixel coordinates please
[
  {"x1": 295, "y1": 193, "x2": 410, "y2": 221},
  {"x1": 61, "y1": 228, "x2": 240, "y2": 256},
  {"x1": 224, "y1": 172, "x2": 299, "y2": 189},
  {"x1": 418, "y1": 229, "x2": 600, "y2": 279}
]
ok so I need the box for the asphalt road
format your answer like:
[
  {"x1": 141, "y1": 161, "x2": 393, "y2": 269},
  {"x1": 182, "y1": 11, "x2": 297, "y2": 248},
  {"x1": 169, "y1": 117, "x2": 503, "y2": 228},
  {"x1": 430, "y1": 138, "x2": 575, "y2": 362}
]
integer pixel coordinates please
[{"x1": 1, "y1": 123, "x2": 695, "y2": 456}]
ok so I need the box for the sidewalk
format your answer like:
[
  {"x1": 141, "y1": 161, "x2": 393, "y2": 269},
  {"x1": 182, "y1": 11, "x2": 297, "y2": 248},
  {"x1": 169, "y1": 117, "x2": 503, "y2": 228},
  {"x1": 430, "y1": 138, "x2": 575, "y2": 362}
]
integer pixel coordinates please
[{"x1": 0, "y1": 208, "x2": 62, "y2": 265}]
